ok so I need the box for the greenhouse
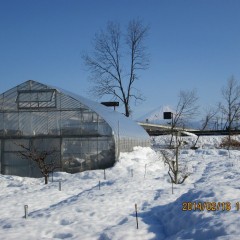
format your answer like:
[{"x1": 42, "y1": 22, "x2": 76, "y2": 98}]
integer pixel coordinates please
[{"x1": 0, "y1": 80, "x2": 150, "y2": 177}]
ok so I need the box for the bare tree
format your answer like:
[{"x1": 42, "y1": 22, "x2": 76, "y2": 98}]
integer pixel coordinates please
[
  {"x1": 82, "y1": 19, "x2": 149, "y2": 117},
  {"x1": 219, "y1": 76, "x2": 240, "y2": 147},
  {"x1": 17, "y1": 143, "x2": 59, "y2": 184},
  {"x1": 192, "y1": 106, "x2": 218, "y2": 149},
  {"x1": 169, "y1": 90, "x2": 198, "y2": 146}
]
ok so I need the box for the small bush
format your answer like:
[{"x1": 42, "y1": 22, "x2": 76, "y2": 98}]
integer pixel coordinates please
[{"x1": 220, "y1": 137, "x2": 240, "y2": 149}]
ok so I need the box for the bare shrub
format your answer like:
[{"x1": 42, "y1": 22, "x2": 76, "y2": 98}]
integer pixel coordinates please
[
  {"x1": 16, "y1": 143, "x2": 60, "y2": 184},
  {"x1": 160, "y1": 137, "x2": 190, "y2": 184}
]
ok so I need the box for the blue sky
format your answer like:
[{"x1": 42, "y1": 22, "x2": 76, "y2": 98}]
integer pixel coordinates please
[{"x1": 1, "y1": 0, "x2": 240, "y2": 119}]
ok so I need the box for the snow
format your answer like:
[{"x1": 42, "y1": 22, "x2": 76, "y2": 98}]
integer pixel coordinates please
[
  {"x1": 1, "y1": 135, "x2": 240, "y2": 239},
  {"x1": 137, "y1": 105, "x2": 202, "y2": 129}
]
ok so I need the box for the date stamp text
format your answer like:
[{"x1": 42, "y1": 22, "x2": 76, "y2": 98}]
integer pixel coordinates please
[{"x1": 181, "y1": 202, "x2": 240, "y2": 211}]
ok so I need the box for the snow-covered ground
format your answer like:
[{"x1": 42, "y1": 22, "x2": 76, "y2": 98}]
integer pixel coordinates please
[{"x1": 1, "y1": 135, "x2": 240, "y2": 240}]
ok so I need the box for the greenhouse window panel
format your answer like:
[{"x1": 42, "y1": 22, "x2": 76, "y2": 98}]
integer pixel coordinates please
[{"x1": 16, "y1": 89, "x2": 56, "y2": 109}]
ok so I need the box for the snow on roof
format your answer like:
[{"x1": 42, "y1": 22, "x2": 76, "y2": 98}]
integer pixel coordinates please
[{"x1": 55, "y1": 86, "x2": 150, "y2": 140}]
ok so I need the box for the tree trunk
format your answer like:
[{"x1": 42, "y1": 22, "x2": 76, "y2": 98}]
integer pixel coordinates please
[
  {"x1": 44, "y1": 175, "x2": 48, "y2": 185},
  {"x1": 170, "y1": 133, "x2": 174, "y2": 147},
  {"x1": 192, "y1": 135, "x2": 200, "y2": 148},
  {"x1": 175, "y1": 145, "x2": 179, "y2": 183},
  {"x1": 227, "y1": 122, "x2": 231, "y2": 150},
  {"x1": 124, "y1": 102, "x2": 130, "y2": 117}
]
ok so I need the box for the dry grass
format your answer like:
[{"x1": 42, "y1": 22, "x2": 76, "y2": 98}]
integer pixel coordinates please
[{"x1": 220, "y1": 136, "x2": 240, "y2": 149}]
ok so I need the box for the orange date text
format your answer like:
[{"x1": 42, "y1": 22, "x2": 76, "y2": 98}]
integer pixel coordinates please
[{"x1": 182, "y1": 202, "x2": 232, "y2": 211}]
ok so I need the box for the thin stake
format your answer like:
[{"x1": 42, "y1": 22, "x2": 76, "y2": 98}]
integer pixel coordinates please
[
  {"x1": 24, "y1": 205, "x2": 28, "y2": 219},
  {"x1": 104, "y1": 169, "x2": 106, "y2": 180},
  {"x1": 59, "y1": 181, "x2": 61, "y2": 191},
  {"x1": 144, "y1": 164, "x2": 147, "y2": 179},
  {"x1": 131, "y1": 169, "x2": 133, "y2": 178},
  {"x1": 135, "y1": 203, "x2": 139, "y2": 229}
]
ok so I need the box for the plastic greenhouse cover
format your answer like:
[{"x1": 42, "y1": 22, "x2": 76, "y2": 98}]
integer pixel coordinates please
[
  {"x1": 53, "y1": 86, "x2": 150, "y2": 141},
  {"x1": 0, "y1": 80, "x2": 149, "y2": 141}
]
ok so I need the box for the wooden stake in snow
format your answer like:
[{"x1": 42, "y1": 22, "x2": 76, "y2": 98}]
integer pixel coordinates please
[
  {"x1": 24, "y1": 205, "x2": 28, "y2": 219},
  {"x1": 135, "y1": 203, "x2": 139, "y2": 229},
  {"x1": 104, "y1": 169, "x2": 106, "y2": 180},
  {"x1": 59, "y1": 181, "x2": 62, "y2": 191}
]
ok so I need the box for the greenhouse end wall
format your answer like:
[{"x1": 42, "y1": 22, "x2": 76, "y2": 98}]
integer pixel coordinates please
[{"x1": 0, "y1": 80, "x2": 150, "y2": 178}]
